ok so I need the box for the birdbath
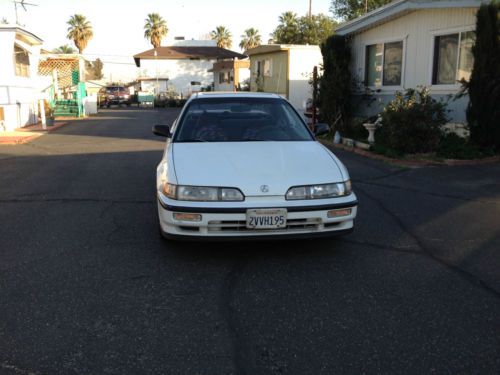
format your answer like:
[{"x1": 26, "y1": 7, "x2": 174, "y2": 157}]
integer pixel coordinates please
[{"x1": 363, "y1": 123, "x2": 377, "y2": 144}]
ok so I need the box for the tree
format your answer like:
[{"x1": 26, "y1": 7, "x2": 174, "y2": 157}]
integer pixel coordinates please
[
  {"x1": 211, "y1": 26, "x2": 232, "y2": 49},
  {"x1": 144, "y1": 13, "x2": 168, "y2": 49},
  {"x1": 272, "y1": 11, "x2": 300, "y2": 44},
  {"x1": 272, "y1": 12, "x2": 336, "y2": 45},
  {"x1": 85, "y1": 58, "x2": 104, "y2": 80},
  {"x1": 52, "y1": 45, "x2": 76, "y2": 54},
  {"x1": 298, "y1": 14, "x2": 337, "y2": 45},
  {"x1": 319, "y1": 35, "x2": 352, "y2": 134},
  {"x1": 66, "y1": 14, "x2": 93, "y2": 54},
  {"x1": 330, "y1": 0, "x2": 392, "y2": 21},
  {"x1": 463, "y1": 1, "x2": 500, "y2": 150},
  {"x1": 1, "y1": 18, "x2": 8, "y2": 24},
  {"x1": 239, "y1": 28, "x2": 262, "y2": 51}
]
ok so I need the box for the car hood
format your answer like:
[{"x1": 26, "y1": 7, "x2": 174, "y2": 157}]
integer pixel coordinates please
[{"x1": 171, "y1": 141, "x2": 344, "y2": 196}]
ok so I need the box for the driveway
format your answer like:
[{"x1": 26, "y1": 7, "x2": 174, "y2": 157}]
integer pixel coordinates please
[{"x1": 0, "y1": 108, "x2": 498, "y2": 375}]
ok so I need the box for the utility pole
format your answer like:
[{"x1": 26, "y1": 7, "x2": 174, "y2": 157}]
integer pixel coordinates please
[
  {"x1": 154, "y1": 49, "x2": 159, "y2": 98},
  {"x1": 308, "y1": 0, "x2": 312, "y2": 18},
  {"x1": 365, "y1": 0, "x2": 368, "y2": 14}
]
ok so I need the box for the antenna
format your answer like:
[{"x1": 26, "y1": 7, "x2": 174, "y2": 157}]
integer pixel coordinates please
[{"x1": 13, "y1": 0, "x2": 38, "y2": 25}]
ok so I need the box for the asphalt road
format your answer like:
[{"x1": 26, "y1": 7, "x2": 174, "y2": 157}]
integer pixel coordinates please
[{"x1": 0, "y1": 108, "x2": 499, "y2": 375}]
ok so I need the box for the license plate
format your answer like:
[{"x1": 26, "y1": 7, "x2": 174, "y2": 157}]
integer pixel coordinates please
[{"x1": 246, "y1": 208, "x2": 287, "y2": 229}]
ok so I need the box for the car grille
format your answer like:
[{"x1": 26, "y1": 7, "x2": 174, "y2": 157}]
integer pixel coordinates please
[{"x1": 206, "y1": 218, "x2": 325, "y2": 232}]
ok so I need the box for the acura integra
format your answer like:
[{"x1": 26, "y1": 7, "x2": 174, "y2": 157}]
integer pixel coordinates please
[{"x1": 153, "y1": 92, "x2": 357, "y2": 240}]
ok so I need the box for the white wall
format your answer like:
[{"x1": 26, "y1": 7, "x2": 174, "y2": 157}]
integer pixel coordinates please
[
  {"x1": 0, "y1": 28, "x2": 43, "y2": 131},
  {"x1": 139, "y1": 59, "x2": 215, "y2": 98},
  {"x1": 140, "y1": 79, "x2": 169, "y2": 94},
  {"x1": 288, "y1": 47, "x2": 322, "y2": 110},
  {"x1": 350, "y1": 8, "x2": 478, "y2": 122},
  {"x1": 83, "y1": 94, "x2": 97, "y2": 115},
  {"x1": 213, "y1": 68, "x2": 232, "y2": 91}
]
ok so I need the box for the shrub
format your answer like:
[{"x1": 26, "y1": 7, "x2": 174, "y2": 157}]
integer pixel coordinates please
[
  {"x1": 437, "y1": 132, "x2": 495, "y2": 159},
  {"x1": 343, "y1": 117, "x2": 372, "y2": 141},
  {"x1": 378, "y1": 87, "x2": 448, "y2": 154},
  {"x1": 462, "y1": 1, "x2": 500, "y2": 150},
  {"x1": 319, "y1": 35, "x2": 352, "y2": 135}
]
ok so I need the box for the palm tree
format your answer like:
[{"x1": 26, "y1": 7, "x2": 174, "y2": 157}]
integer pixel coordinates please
[
  {"x1": 66, "y1": 14, "x2": 93, "y2": 54},
  {"x1": 239, "y1": 28, "x2": 261, "y2": 51},
  {"x1": 272, "y1": 11, "x2": 300, "y2": 44},
  {"x1": 144, "y1": 13, "x2": 168, "y2": 49},
  {"x1": 210, "y1": 26, "x2": 232, "y2": 49},
  {"x1": 53, "y1": 45, "x2": 76, "y2": 54}
]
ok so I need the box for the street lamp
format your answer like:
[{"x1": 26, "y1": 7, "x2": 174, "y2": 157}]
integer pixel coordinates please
[{"x1": 154, "y1": 49, "x2": 159, "y2": 98}]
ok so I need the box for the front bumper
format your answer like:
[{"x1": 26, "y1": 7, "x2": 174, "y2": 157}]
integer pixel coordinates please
[{"x1": 157, "y1": 193, "x2": 358, "y2": 240}]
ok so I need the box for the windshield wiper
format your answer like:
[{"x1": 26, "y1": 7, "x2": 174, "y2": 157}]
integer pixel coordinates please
[
  {"x1": 240, "y1": 138, "x2": 270, "y2": 141},
  {"x1": 177, "y1": 139, "x2": 210, "y2": 142}
]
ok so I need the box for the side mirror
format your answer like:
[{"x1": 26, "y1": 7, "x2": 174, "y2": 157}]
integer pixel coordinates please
[
  {"x1": 314, "y1": 123, "x2": 330, "y2": 136},
  {"x1": 153, "y1": 124, "x2": 172, "y2": 137}
]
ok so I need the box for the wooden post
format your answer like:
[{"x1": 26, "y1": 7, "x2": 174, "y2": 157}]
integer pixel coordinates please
[{"x1": 312, "y1": 66, "x2": 318, "y2": 130}]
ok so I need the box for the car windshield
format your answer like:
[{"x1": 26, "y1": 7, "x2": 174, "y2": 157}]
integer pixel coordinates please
[
  {"x1": 106, "y1": 87, "x2": 127, "y2": 93},
  {"x1": 174, "y1": 97, "x2": 313, "y2": 142}
]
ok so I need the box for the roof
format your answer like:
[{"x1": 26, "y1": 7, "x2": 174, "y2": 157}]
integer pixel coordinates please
[
  {"x1": 133, "y1": 46, "x2": 247, "y2": 67},
  {"x1": 0, "y1": 24, "x2": 43, "y2": 45},
  {"x1": 336, "y1": 0, "x2": 486, "y2": 36},
  {"x1": 208, "y1": 59, "x2": 250, "y2": 72},
  {"x1": 246, "y1": 44, "x2": 320, "y2": 56}
]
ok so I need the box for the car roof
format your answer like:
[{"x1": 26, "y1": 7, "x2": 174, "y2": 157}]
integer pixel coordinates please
[{"x1": 191, "y1": 92, "x2": 283, "y2": 100}]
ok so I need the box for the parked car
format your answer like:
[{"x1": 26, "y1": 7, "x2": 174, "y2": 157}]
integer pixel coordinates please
[
  {"x1": 98, "y1": 86, "x2": 131, "y2": 108},
  {"x1": 153, "y1": 92, "x2": 357, "y2": 240}
]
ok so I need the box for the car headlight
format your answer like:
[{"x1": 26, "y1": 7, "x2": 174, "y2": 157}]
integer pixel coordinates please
[
  {"x1": 285, "y1": 181, "x2": 352, "y2": 200},
  {"x1": 161, "y1": 183, "x2": 244, "y2": 201}
]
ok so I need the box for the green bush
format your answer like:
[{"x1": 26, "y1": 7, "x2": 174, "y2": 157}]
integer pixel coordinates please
[
  {"x1": 378, "y1": 87, "x2": 448, "y2": 154},
  {"x1": 343, "y1": 117, "x2": 372, "y2": 141},
  {"x1": 462, "y1": 1, "x2": 500, "y2": 150},
  {"x1": 437, "y1": 132, "x2": 496, "y2": 159},
  {"x1": 319, "y1": 35, "x2": 352, "y2": 135}
]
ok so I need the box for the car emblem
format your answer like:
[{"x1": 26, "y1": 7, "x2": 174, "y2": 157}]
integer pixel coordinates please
[{"x1": 260, "y1": 185, "x2": 269, "y2": 193}]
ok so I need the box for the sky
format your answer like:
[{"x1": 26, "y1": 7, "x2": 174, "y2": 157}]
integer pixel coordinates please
[{"x1": 1, "y1": 0, "x2": 333, "y2": 81}]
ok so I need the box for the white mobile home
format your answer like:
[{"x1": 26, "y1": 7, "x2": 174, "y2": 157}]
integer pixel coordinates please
[
  {"x1": 133, "y1": 40, "x2": 246, "y2": 98},
  {"x1": 0, "y1": 25, "x2": 43, "y2": 131},
  {"x1": 336, "y1": 0, "x2": 489, "y2": 124}
]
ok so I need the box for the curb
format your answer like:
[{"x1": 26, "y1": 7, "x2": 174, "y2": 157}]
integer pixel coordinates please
[
  {"x1": 321, "y1": 140, "x2": 500, "y2": 167},
  {"x1": 0, "y1": 121, "x2": 69, "y2": 145}
]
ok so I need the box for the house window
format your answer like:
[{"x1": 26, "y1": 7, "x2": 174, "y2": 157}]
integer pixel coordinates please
[
  {"x1": 263, "y1": 59, "x2": 272, "y2": 77},
  {"x1": 14, "y1": 45, "x2": 30, "y2": 77},
  {"x1": 219, "y1": 72, "x2": 232, "y2": 84},
  {"x1": 365, "y1": 41, "x2": 403, "y2": 87},
  {"x1": 256, "y1": 60, "x2": 272, "y2": 78},
  {"x1": 432, "y1": 31, "x2": 474, "y2": 85}
]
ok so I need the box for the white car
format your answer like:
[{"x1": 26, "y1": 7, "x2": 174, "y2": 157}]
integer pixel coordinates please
[{"x1": 154, "y1": 92, "x2": 357, "y2": 240}]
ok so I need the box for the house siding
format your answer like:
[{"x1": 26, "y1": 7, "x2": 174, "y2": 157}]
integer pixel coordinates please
[
  {"x1": 0, "y1": 28, "x2": 43, "y2": 131},
  {"x1": 288, "y1": 47, "x2": 322, "y2": 110},
  {"x1": 139, "y1": 59, "x2": 215, "y2": 97},
  {"x1": 350, "y1": 8, "x2": 478, "y2": 123},
  {"x1": 249, "y1": 51, "x2": 288, "y2": 98}
]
